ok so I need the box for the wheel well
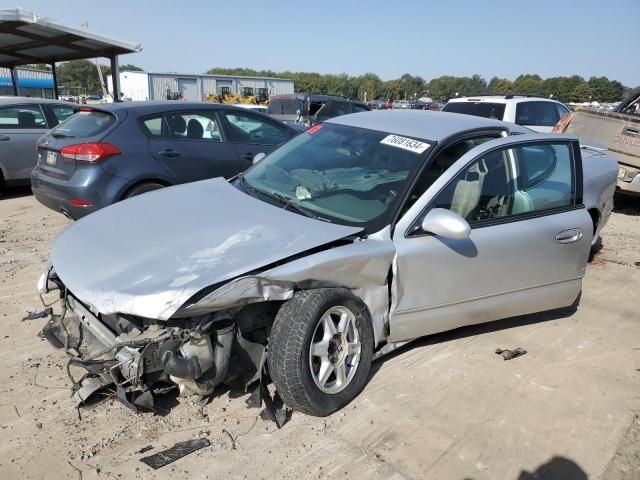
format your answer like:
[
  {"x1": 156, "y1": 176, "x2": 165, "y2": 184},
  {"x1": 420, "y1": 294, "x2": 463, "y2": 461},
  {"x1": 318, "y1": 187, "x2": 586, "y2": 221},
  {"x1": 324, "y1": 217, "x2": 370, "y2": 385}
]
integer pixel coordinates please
[
  {"x1": 120, "y1": 179, "x2": 171, "y2": 200},
  {"x1": 588, "y1": 208, "x2": 600, "y2": 236}
]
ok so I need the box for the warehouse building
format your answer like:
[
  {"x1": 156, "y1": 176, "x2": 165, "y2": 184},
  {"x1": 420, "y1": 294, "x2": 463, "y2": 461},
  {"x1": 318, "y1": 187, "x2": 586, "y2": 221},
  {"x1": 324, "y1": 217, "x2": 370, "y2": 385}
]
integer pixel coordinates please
[
  {"x1": 106, "y1": 71, "x2": 295, "y2": 102},
  {"x1": 0, "y1": 67, "x2": 54, "y2": 98}
]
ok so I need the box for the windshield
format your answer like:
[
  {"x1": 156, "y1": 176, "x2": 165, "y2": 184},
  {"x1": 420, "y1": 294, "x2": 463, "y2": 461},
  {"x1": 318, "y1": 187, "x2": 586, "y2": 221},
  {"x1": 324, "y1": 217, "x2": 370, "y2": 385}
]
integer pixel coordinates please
[
  {"x1": 267, "y1": 98, "x2": 303, "y2": 115},
  {"x1": 241, "y1": 123, "x2": 431, "y2": 232},
  {"x1": 443, "y1": 101, "x2": 506, "y2": 120}
]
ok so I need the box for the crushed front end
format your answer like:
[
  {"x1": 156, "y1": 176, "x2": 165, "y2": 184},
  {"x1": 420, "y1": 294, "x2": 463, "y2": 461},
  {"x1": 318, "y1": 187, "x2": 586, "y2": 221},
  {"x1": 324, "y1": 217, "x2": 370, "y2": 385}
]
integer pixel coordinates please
[{"x1": 37, "y1": 266, "x2": 273, "y2": 412}]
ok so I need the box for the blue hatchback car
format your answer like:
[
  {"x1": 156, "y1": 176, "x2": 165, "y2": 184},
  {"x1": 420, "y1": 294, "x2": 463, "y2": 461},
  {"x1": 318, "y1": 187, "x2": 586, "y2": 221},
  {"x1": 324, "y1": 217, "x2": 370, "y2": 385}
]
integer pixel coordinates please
[{"x1": 31, "y1": 102, "x2": 299, "y2": 219}]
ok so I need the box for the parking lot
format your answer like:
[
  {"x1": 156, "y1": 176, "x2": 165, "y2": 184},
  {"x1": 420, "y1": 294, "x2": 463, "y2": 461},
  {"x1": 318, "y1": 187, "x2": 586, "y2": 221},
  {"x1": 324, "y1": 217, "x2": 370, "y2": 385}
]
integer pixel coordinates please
[{"x1": 0, "y1": 187, "x2": 637, "y2": 479}]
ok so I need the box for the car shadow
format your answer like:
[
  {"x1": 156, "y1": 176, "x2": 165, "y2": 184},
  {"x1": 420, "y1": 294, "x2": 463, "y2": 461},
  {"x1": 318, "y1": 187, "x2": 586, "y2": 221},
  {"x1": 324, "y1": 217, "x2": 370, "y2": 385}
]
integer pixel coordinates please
[
  {"x1": 0, "y1": 184, "x2": 32, "y2": 200},
  {"x1": 369, "y1": 305, "x2": 578, "y2": 378},
  {"x1": 613, "y1": 193, "x2": 640, "y2": 216}
]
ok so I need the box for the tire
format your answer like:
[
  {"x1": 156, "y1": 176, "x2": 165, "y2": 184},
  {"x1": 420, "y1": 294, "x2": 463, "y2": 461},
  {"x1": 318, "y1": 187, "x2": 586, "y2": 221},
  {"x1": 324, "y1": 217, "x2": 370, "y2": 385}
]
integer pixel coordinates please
[
  {"x1": 268, "y1": 288, "x2": 374, "y2": 417},
  {"x1": 124, "y1": 182, "x2": 165, "y2": 199}
]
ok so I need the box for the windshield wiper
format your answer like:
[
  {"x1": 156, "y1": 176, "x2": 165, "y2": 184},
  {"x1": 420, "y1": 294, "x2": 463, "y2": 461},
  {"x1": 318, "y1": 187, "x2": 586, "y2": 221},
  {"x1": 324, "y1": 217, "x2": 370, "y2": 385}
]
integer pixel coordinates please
[
  {"x1": 240, "y1": 178, "x2": 318, "y2": 219},
  {"x1": 51, "y1": 132, "x2": 75, "y2": 138}
]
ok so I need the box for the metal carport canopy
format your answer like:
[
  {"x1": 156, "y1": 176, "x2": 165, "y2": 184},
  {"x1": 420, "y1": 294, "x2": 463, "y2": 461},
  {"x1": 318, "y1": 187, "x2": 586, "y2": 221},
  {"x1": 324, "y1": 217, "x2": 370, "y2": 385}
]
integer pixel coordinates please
[{"x1": 0, "y1": 8, "x2": 142, "y2": 100}]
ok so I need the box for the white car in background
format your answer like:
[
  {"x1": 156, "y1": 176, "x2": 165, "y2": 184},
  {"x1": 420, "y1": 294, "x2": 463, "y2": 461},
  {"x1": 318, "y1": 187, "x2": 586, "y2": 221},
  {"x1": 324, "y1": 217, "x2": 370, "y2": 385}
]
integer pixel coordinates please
[{"x1": 443, "y1": 95, "x2": 571, "y2": 133}]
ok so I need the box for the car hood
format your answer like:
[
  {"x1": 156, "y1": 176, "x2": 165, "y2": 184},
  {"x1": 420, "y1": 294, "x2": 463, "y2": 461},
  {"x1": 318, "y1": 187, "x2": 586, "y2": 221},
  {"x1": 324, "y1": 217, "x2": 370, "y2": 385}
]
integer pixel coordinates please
[{"x1": 50, "y1": 178, "x2": 361, "y2": 320}]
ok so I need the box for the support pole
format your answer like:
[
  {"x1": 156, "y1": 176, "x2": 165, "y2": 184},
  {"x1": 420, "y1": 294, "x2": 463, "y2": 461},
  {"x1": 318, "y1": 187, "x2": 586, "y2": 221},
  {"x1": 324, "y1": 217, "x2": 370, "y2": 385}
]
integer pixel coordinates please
[
  {"x1": 50, "y1": 62, "x2": 59, "y2": 99},
  {"x1": 9, "y1": 67, "x2": 19, "y2": 96},
  {"x1": 110, "y1": 55, "x2": 121, "y2": 102}
]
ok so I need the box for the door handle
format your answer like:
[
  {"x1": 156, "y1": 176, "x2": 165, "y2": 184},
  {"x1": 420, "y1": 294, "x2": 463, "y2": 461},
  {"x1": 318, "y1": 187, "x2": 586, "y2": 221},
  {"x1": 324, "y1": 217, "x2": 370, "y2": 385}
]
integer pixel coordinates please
[
  {"x1": 0, "y1": 135, "x2": 10, "y2": 141},
  {"x1": 159, "y1": 149, "x2": 181, "y2": 158},
  {"x1": 240, "y1": 153, "x2": 254, "y2": 161},
  {"x1": 555, "y1": 228, "x2": 583, "y2": 244}
]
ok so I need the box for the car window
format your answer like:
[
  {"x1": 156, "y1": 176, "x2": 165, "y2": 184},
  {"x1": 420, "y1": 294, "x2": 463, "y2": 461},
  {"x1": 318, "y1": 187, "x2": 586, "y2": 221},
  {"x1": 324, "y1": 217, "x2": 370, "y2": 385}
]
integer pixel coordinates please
[
  {"x1": 422, "y1": 142, "x2": 574, "y2": 226},
  {"x1": 333, "y1": 102, "x2": 351, "y2": 116},
  {"x1": 515, "y1": 102, "x2": 559, "y2": 127},
  {"x1": 50, "y1": 105, "x2": 76, "y2": 126},
  {"x1": 145, "y1": 111, "x2": 223, "y2": 141},
  {"x1": 442, "y1": 101, "x2": 506, "y2": 120},
  {"x1": 0, "y1": 104, "x2": 47, "y2": 129},
  {"x1": 223, "y1": 111, "x2": 288, "y2": 145},
  {"x1": 556, "y1": 103, "x2": 570, "y2": 119},
  {"x1": 50, "y1": 110, "x2": 115, "y2": 138},
  {"x1": 353, "y1": 104, "x2": 369, "y2": 113}
]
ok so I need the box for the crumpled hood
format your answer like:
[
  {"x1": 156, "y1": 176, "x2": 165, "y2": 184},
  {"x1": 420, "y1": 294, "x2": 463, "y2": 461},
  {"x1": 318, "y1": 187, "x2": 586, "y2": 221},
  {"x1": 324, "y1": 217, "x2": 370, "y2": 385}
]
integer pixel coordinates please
[{"x1": 50, "y1": 178, "x2": 361, "y2": 319}]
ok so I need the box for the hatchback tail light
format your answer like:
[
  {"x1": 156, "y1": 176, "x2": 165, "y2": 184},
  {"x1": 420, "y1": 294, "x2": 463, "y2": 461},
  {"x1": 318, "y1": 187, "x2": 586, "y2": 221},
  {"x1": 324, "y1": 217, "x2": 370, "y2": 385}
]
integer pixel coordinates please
[{"x1": 59, "y1": 143, "x2": 122, "y2": 163}]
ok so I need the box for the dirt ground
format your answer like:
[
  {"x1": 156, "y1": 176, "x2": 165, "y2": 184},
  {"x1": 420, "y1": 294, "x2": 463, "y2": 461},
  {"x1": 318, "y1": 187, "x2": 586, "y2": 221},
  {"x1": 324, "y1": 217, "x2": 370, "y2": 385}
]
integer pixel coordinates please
[{"x1": 0, "y1": 187, "x2": 639, "y2": 480}]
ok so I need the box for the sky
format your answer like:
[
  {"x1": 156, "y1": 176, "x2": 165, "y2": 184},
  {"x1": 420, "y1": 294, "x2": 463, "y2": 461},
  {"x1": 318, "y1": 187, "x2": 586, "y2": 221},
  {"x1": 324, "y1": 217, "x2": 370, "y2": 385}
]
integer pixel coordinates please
[{"x1": 11, "y1": 0, "x2": 640, "y2": 86}]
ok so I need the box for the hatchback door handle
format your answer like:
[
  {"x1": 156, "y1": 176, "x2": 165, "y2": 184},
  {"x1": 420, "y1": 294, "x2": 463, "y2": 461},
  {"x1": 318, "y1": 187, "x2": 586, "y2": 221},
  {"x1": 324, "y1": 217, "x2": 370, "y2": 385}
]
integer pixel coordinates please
[
  {"x1": 555, "y1": 228, "x2": 583, "y2": 244},
  {"x1": 240, "y1": 153, "x2": 254, "y2": 161},
  {"x1": 159, "y1": 149, "x2": 181, "y2": 158},
  {"x1": 0, "y1": 135, "x2": 10, "y2": 141}
]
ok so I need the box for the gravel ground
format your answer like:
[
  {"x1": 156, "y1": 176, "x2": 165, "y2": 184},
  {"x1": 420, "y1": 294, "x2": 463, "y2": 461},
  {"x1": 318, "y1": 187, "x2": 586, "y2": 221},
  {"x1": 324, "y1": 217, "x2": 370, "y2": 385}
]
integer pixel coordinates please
[{"x1": 0, "y1": 187, "x2": 638, "y2": 480}]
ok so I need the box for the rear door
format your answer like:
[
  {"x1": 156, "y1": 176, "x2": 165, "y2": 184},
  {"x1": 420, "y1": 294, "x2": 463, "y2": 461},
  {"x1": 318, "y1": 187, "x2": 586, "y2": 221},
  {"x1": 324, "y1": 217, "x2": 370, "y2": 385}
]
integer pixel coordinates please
[
  {"x1": 390, "y1": 134, "x2": 592, "y2": 341},
  {"x1": 220, "y1": 110, "x2": 292, "y2": 168},
  {"x1": 0, "y1": 103, "x2": 50, "y2": 181},
  {"x1": 144, "y1": 110, "x2": 239, "y2": 183}
]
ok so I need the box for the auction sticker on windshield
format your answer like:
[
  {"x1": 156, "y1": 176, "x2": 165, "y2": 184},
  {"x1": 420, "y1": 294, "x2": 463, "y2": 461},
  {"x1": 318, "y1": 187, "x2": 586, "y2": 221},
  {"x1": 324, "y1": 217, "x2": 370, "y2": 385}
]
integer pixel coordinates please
[{"x1": 380, "y1": 134, "x2": 430, "y2": 154}]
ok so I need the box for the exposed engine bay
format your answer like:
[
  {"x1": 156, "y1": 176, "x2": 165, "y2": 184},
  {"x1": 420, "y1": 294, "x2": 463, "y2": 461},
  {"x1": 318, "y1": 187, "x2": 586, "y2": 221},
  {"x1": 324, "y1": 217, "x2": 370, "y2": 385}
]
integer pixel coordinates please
[{"x1": 39, "y1": 268, "x2": 284, "y2": 416}]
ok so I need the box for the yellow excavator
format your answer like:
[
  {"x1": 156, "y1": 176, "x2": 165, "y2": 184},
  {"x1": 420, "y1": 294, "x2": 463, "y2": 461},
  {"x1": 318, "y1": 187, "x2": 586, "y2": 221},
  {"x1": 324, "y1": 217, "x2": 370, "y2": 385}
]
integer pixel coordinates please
[{"x1": 205, "y1": 87, "x2": 270, "y2": 105}]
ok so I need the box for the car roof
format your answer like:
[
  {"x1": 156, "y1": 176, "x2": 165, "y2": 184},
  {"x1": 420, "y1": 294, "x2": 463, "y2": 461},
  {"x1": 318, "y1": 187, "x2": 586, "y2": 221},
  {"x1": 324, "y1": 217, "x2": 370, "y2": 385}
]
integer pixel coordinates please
[
  {"x1": 271, "y1": 93, "x2": 364, "y2": 104},
  {"x1": 327, "y1": 110, "x2": 529, "y2": 141},
  {"x1": 89, "y1": 101, "x2": 266, "y2": 114},
  {"x1": 0, "y1": 96, "x2": 74, "y2": 105},
  {"x1": 447, "y1": 95, "x2": 560, "y2": 104}
]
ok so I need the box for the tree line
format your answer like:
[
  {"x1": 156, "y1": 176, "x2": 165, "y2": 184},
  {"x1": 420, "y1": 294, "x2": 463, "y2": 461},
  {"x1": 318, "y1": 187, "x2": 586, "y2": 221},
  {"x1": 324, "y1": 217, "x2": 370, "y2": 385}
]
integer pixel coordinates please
[
  {"x1": 21, "y1": 61, "x2": 630, "y2": 103},
  {"x1": 207, "y1": 67, "x2": 629, "y2": 103}
]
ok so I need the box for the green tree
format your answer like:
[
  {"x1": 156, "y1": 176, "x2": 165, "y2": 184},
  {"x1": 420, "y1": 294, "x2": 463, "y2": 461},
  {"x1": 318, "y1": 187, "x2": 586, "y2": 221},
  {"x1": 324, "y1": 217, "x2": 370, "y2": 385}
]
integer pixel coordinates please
[
  {"x1": 57, "y1": 60, "x2": 106, "y2": 94},
  {"x1": 120, "y1": 64, "x2": 144, "y2": 72},
  {"x1": 571, "y1": 82, "x2": 594, "y2": 103},
  {"x1": 512, "y1": 74, "x2": 543, "y2": 94},
  {"x1": 487, "y1": 77, "x2": 513, "y2": 94}
]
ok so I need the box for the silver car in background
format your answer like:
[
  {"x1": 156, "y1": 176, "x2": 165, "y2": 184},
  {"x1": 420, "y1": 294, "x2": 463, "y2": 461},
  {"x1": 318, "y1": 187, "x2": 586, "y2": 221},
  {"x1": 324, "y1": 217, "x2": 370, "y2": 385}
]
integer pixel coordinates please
[
  {"x1": 0, "y1": 96, "x2": 76, "y2": 187},
  {"x1": 37, "y1": 110, "x2": 617, "y2": 419}
]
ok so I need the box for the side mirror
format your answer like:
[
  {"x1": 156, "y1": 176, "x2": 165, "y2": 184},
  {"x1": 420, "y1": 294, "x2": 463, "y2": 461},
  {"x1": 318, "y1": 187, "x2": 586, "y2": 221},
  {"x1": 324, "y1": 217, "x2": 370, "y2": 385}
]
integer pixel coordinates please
[
  {"x1": 421, "y1": 208, "x2": 471, "y2": 240},
  {"x1": 252, "y1": 152, "x2": 266, "y2": 164}
]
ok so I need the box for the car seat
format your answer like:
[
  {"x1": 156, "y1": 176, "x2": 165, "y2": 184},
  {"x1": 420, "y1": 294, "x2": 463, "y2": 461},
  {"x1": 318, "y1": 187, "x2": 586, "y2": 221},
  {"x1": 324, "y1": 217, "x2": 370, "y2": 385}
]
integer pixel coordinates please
[
  {"x1": 17, "y1": 111, "x2": 37, "y2": 128},
  {"x1": 167, "y1": 114, "x2": 187, "y2": 137},
  {"x1": 186, "y1": 119, "x2": 204, "y2": 139}
]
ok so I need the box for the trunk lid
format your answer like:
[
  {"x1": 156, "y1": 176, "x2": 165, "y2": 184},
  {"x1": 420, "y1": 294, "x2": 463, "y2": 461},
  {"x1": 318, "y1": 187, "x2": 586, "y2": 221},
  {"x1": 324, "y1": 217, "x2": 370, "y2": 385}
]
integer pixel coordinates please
[{"x1": 36, "y1": 108, "x2": 120, "y2": 180}]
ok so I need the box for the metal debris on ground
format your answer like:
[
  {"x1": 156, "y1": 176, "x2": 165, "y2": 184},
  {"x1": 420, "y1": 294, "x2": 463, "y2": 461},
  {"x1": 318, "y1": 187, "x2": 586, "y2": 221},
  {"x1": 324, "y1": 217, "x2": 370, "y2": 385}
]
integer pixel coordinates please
[
  {"x1": 495, "y1": 347, "x2": 527, "y2": 361},
  {"x1": 140, "y1": 438, "x2": 210, "y2": 469},
  {"x1": 22, "y1": 307, "x2": 52, "y2": 321}
]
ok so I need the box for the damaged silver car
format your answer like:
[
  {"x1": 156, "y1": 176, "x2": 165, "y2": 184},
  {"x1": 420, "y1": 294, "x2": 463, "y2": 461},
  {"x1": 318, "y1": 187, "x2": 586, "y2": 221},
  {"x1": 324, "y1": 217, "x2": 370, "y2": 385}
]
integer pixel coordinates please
[{"x1": 37, "y1": 110, "x2": 617, "y2": 417}]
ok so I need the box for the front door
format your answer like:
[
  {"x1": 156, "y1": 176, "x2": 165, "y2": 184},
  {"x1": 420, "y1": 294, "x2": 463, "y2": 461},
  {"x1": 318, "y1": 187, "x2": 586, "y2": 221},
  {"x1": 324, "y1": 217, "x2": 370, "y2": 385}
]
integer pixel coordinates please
[
  {"x1": 220, "y1": 110, "x2": 292, "y2": 169},
  {"x1": 390, "y1": 134, "x2": 592, "y2": 342},
  {"x1": 0, "y1": 103, "x2": 50, "y2": 181}
]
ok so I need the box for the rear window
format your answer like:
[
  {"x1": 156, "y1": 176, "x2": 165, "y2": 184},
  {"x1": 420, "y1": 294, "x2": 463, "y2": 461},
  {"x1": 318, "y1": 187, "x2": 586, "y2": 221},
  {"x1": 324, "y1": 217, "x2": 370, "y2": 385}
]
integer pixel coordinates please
[
  {"x1": 442, "y1": 101, "x2": 506, "y2": 120},
  {"x1": 267, "y1": 98, "x2": 303, "y2": 115},
  {"x1": 51, "y1": 110, "x2": 116, "y2": 138}
]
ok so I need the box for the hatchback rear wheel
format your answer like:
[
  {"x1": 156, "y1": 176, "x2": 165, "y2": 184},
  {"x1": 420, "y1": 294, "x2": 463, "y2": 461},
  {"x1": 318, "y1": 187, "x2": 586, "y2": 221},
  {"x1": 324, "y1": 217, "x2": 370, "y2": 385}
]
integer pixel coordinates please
[
  {"x1": 267, "y1": 288, "x2": 373, "y2": 416},
  {"x1": 124, "y1": 182, "x2": 165, "y2": 198}
]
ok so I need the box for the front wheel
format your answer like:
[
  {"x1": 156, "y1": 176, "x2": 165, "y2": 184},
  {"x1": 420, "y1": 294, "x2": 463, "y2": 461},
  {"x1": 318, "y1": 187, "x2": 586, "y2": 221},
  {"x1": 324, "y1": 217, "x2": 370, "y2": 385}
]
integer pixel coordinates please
[{"x1": 267, "y1": 288, "x2": 374, "y2": 416}]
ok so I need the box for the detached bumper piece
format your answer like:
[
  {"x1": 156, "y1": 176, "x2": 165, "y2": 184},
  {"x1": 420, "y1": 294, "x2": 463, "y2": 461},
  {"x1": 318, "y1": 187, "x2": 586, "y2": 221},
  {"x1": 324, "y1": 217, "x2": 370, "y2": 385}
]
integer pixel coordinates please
[{"x1": 40, "y1": 293, "x2": 238, "y2": 413}]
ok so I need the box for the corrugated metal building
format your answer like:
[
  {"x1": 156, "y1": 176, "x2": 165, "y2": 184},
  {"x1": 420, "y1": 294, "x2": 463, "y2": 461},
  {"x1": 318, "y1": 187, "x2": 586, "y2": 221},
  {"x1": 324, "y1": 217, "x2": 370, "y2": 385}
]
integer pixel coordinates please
[
  {"x1": 107, "y1": 71, "x2": 295, "y2": 101},
  {"x1": 0, "y1": 67, "x2": 54, "y2": 98}
]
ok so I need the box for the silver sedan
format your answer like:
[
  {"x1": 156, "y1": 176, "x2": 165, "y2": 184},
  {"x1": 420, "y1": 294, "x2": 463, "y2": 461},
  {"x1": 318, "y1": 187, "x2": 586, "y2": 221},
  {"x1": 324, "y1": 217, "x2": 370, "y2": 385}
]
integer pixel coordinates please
[{"x1": 37, "y1": 110, "x2": 617, "y2": 418}]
